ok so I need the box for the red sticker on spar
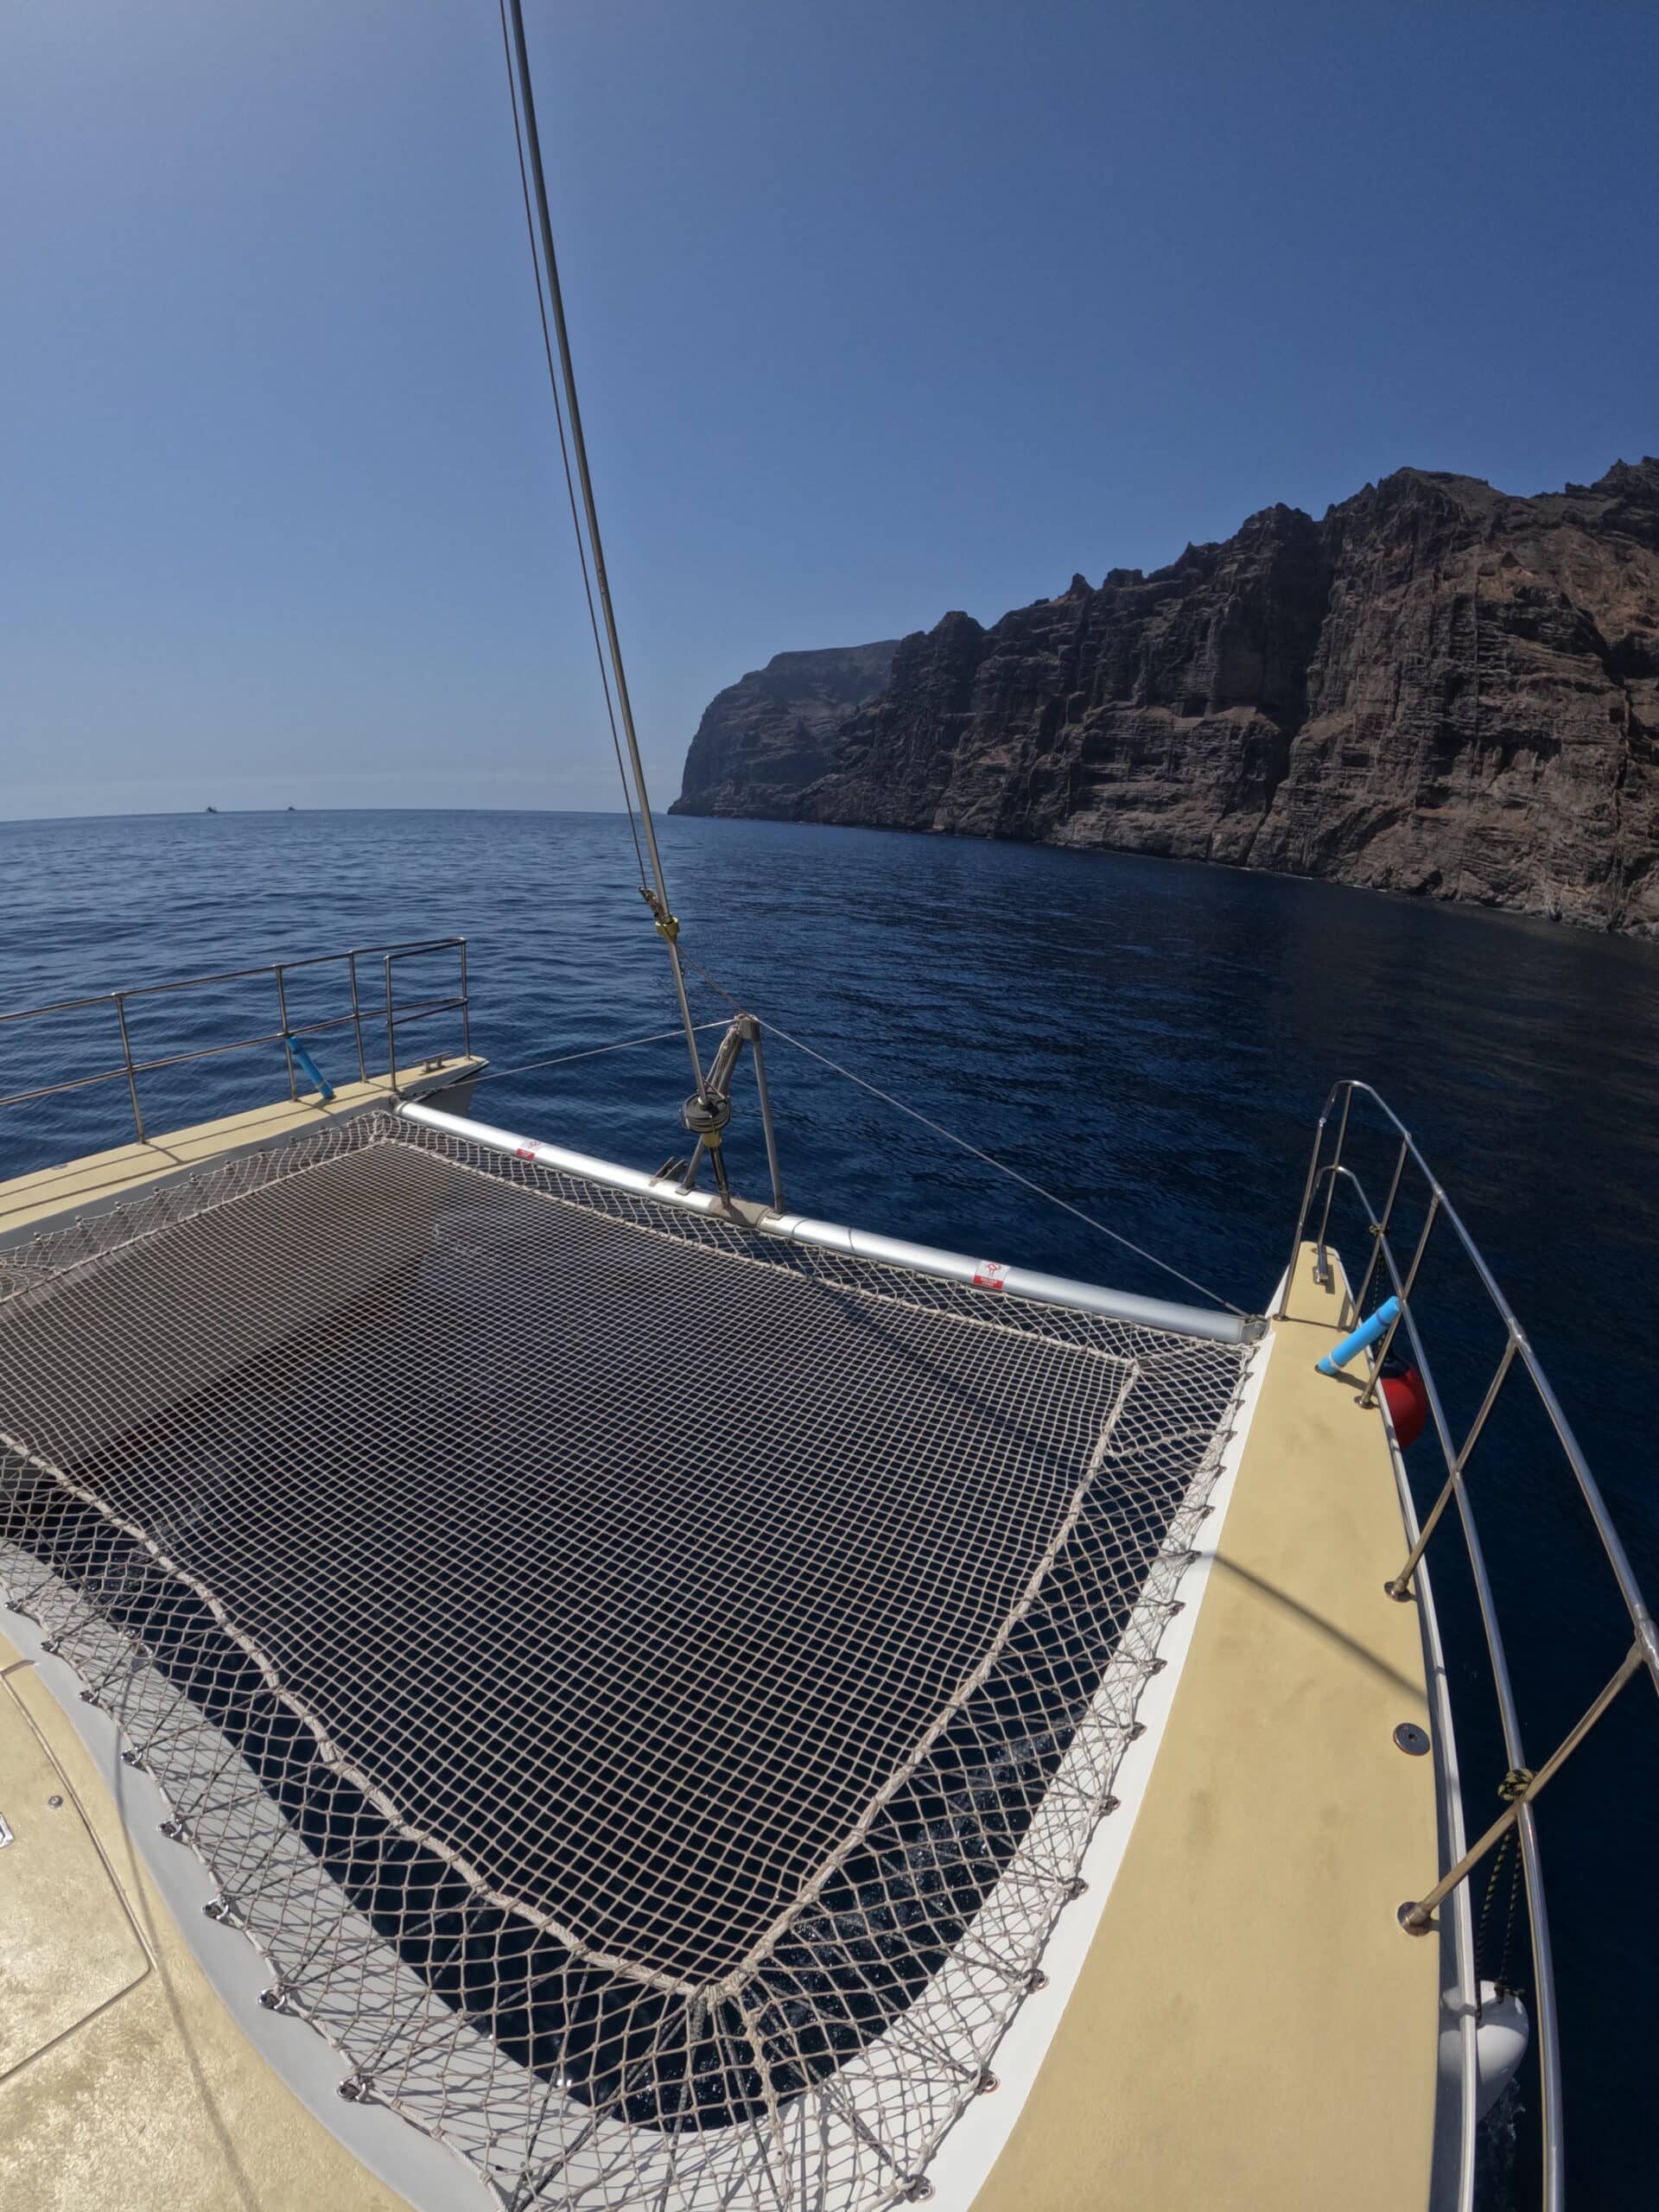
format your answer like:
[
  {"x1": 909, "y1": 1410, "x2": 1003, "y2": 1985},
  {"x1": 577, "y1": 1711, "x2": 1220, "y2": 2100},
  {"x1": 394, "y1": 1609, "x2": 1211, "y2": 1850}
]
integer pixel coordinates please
[
  {"x1": 515, "y1": 1146, "x2": 537, "y2": 1161},
  {"x1": 973, "y1": 1262, "x2": 1007, "y2": 1291}
]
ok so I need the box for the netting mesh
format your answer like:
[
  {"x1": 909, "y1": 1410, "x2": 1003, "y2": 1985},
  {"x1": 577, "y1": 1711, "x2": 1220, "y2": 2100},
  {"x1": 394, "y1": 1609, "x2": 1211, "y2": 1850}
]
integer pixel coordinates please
[{"x1": 0, "y1": 1114, "x2": 1248, "y2": 2209}]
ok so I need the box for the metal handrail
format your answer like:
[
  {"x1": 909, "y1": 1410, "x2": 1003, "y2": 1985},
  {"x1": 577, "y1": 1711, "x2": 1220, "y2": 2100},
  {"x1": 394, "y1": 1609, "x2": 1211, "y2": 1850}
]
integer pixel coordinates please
[
  {"x1": 0, "y1": 938, "x2": 470, "y2": 1144},
  {"x1": 1281, "y1": 1079, "x2": 1659, "y2": 2212}
]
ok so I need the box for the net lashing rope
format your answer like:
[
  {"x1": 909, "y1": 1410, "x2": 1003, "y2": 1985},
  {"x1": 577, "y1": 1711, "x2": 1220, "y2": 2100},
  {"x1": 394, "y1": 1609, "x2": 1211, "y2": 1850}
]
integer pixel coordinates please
[{"x1": 0, "y1": 1115, "x2": 1248, "y2": 2209}]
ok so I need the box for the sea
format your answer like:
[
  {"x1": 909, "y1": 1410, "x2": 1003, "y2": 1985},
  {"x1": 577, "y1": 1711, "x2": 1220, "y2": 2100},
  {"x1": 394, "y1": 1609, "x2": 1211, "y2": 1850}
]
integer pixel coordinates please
[{"x1": 3, "y1": 805, "x2": 1656, "y2": 2209}]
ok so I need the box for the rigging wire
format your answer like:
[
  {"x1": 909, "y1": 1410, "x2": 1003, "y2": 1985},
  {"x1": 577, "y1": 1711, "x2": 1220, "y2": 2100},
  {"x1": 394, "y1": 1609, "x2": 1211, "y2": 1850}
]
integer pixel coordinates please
[
  {"x1": 676, "y1": 950, "x2": 1246, "y2": 1315},
  {"x1": 490, "y1": 0, "x2": 1237, "y2": 1315},
  {"x1": 494, "y1": 0, "x2": 646, "y2": 899},
  {"x1": 496, "y1": 0, "x2": 707, "y2": 1102},
  {"x1": 471, "y1": 1021, "x2": 728, "y2": 1089}
]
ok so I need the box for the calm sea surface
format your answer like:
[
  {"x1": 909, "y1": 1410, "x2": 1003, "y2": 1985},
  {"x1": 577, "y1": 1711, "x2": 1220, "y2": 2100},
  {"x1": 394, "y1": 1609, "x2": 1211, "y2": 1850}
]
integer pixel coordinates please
[{"x1": 3, "y1": 807, "x2": 1656, "y2": 2207}]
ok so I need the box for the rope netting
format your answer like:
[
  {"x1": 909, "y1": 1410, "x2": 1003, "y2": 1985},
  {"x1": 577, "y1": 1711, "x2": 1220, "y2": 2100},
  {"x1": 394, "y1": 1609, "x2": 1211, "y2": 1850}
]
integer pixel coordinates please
[{"x1": 0, "y1": 1115, "x2": 1248, "y2": 2209}]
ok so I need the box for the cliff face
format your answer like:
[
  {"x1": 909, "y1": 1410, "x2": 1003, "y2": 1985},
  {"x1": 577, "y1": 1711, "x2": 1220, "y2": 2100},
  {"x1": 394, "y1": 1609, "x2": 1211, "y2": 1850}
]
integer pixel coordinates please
[
  {"x1": 680, "y1": 461, "x2": 1659, "y2": 931},
  {"x1": 669, "y1": 640, "x2": 898, "y2": 818}
]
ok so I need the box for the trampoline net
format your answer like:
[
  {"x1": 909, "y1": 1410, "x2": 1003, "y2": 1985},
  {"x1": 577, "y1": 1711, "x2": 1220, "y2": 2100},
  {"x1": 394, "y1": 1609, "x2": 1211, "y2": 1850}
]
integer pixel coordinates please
[{"x1": 0, "y1": 1113, "x2": 1249, "y2": 2211}]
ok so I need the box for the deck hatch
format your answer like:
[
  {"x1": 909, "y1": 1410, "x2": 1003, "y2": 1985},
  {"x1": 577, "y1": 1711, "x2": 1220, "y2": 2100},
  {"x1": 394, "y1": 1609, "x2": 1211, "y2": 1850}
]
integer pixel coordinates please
[{"x1": 0, "y1": 1115, "x2": 1246, "y2": 2210}]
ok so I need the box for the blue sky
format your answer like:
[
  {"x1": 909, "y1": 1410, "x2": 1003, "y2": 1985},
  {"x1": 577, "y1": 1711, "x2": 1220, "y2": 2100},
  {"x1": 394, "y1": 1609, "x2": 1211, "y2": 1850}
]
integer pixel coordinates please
[{"x1": 3, "y1": 0, "x2": 1654, "y2": 819}]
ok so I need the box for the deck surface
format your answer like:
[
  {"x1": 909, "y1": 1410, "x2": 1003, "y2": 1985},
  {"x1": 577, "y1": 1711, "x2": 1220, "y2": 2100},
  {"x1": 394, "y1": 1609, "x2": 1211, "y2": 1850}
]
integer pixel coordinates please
[
  {"x1": 0, "y1": 1055, "x2": 481, "y2": 1241},
  {"x1": 0, "y1": 1632, "x2": 417, "y2": 2212},
  {"x1": 968, "y1": 1243, "x2": 1441, "y2": 2211}
]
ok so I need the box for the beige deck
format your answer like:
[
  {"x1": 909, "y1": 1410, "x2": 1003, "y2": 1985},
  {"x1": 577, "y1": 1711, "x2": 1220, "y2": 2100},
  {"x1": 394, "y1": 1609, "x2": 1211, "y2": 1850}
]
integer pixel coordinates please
[
  {"x1": 0, "y1": 1055, "x2": 482, "y2": 1241},
  {"x1": 969, "y1": 1241, "x2": 1442, "y2": 2210},
  {"x1": 0, "y1": 1634, "x2": 416, "y2": 2212}
]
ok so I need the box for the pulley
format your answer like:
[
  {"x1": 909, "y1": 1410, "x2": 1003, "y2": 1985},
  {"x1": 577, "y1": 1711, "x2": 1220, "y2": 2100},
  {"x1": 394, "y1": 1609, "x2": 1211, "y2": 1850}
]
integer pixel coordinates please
[{"x1": 682, "y1": 1090, "x2": 733, "y2": 1144}]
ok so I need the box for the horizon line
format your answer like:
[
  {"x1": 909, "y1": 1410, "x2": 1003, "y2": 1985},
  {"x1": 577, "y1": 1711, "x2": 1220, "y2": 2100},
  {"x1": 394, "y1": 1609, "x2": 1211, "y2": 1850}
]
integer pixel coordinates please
[{"x1": 0, "y1": 803, "x2": 652, "y2": 829}]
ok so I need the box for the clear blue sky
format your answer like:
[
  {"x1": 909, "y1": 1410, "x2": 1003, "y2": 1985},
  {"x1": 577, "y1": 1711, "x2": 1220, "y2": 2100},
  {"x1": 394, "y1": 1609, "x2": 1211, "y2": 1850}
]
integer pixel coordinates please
[{"x1": 3, "y1": 0, "x2": 1654, "y2": 819}]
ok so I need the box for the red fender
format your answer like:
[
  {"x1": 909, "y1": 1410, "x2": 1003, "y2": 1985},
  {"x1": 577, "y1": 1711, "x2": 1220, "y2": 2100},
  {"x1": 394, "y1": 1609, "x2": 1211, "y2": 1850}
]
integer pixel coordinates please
[{"x1": 1380, "y1": 1364, "x2": 1429, "y2": 1451}]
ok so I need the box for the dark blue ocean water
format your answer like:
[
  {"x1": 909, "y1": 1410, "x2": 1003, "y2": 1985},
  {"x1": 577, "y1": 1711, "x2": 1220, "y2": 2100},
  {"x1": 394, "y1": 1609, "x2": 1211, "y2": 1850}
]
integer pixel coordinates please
[{"x1": 2, "y1": 807, "x2": 1656, "y2": 2207}]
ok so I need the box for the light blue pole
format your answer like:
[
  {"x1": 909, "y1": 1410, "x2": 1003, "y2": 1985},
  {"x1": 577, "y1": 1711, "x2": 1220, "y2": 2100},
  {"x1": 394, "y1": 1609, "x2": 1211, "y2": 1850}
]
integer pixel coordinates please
[
  {"x1": 287, "y1": 1039, "x2": 334, "y2": 1103},
  {"x1": 1316, "y1": 1295, "x2": 1400, "y2": 1376}
]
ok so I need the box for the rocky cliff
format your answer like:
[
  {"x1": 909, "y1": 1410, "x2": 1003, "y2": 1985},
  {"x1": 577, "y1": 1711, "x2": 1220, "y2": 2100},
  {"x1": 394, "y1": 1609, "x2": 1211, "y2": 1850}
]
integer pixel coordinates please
[
  {"x1": 669, "y1": 640, "x2": 899, "y2": 818},
  {"x1": 674, "y1": 461, "x2": 1659, "y2": 931}
]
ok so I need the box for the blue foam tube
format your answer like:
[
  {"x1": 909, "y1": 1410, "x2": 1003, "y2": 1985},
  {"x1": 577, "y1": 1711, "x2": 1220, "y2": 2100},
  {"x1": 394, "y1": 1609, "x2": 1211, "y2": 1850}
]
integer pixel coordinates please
[
  {"x1": 1315, "y1": 1294, "x2": 1400, "y2": 1376},
  {"x1": 288, "y1": 1039, "x2": 334, "y2": 1103}
]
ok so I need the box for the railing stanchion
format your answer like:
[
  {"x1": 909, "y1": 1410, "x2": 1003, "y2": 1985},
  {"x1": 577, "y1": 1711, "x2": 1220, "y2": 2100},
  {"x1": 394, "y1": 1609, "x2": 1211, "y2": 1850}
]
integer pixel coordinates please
[
  {"x1": 348, "y1": 952, "x2": 370, "y2": 1083},
  {"x1": 1312, "y1": 1083, "x2": 1351, "y2": 1290},
  {"x1": 113, "y1": 994, "x2": 146, "y2": 1144},
  {"x1": 1276, "y1": 1091, "x2": 1334, "y2": 1319},
  {"x1": 274, "y1": 967, "x2": 299, "y2": 1103},
  {"x1": 1357, "y1": 1190, "x2": 1440, "y2": 1407},
  {"x1": 1401, "y1": 1643, "x2": 1642, "y2": 1934},
  {"x1": 1386, "y1": 1334, "x2": 1518, "y2": 1599},
  {"x1": 1284, "y1": 1077, "x2": 1654, "y2": 2212},
  {"x1": 385, "y1": 956, "x2": 399, "y2": 1097},
  {"x1": 2, "y1": 938, "x2": 466, "y2": 1135},
  {"x1": 741, "y1": 1016, "x2": 785, "y2": 1213},
  {"x1": 1352, "y1": 1134, "x2": 1410, "y2": 1317},
  {"x1": 1521, "y1": 1801, "x2": 1565, "y2": 2212}
]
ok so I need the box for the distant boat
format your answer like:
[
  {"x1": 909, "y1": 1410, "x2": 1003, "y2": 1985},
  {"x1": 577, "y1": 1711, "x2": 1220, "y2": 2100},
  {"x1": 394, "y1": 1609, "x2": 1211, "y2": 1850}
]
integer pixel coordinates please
[
  {"x1": 205, "y1": 804, "x2": 219, "y2": 814},
  {"x1": 286, "y1": 804, "x2": 297, "y2": 812}
]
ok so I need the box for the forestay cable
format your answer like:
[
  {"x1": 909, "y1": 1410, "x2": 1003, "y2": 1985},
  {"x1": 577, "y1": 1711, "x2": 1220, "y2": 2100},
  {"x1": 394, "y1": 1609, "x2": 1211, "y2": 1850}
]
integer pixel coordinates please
[
  {"x1": 493, "y1": 0, "x2": 645, "y2": 899},
  {"x1": 472, "y1": 1020, "x2": 728, "y2": 1089},
  {"x1": 677, "y1": 950, "x2": 1244, "y2": 1315},
  {"x1": 764, "y1": 1019, "x2": 1248, "y2": 1317},
  {"x1": 497, "y1": 0, "x2": 708, "y2": 1104}
]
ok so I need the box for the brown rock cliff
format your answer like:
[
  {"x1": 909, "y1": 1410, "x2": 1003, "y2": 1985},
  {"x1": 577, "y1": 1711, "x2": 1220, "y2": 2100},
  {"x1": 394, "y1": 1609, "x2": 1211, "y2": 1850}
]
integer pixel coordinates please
[
  {"x1": 669, "y1": 640, "x2": 899, "y2": 818},
  {"x1": 675, "y1": 461, "x2": 1659, "y2": 930}
]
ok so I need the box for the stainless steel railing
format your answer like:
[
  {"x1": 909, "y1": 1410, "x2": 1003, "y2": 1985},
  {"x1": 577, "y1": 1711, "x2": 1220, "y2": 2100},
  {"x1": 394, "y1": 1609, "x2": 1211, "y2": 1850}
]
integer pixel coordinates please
[
  {"x1": 1281, "y1": 1079, "x2": 1659, "y2": 2212},
  {"x1": 0, "y1": 938, "x2": 471, "y2": 1146}
]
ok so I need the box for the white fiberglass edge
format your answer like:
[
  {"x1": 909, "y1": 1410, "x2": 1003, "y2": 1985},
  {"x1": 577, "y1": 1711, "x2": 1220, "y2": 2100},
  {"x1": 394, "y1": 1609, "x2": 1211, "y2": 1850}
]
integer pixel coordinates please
[
  {"x1": 1376, "y1": 1379, "x2": 1479, "y2": 2212},
  {"x1": 397, "y1": 1100, "x2": 1254, "y2": 1345},
  {"x1": 920, "y1": 1323, "x2": 1275, "y2": 2212},
  {"x1": 1294, "y1": 1247, "x2": 1475, "y2": 2212}
]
